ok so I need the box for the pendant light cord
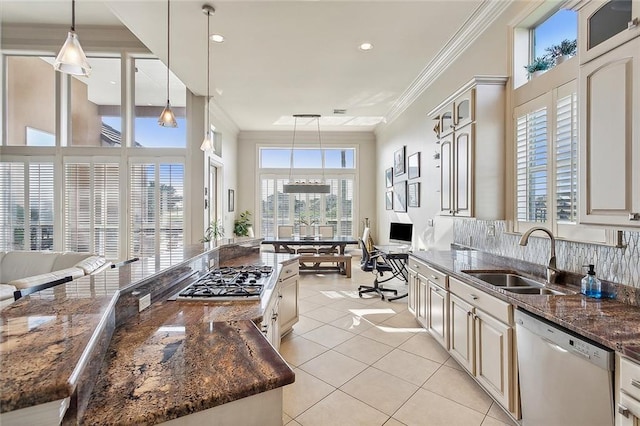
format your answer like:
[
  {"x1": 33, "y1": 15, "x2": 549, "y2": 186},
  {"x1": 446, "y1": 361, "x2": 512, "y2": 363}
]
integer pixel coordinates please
[
  {"x1": 206, "y1": 8, "x2": 210, "y2": 136},
  {"x1": 166, "y1": 0, "x2": 171, "y2": 104},
  {"x1": 288, "y1": 116, "x2": 298, "y2": 184},
  {"x1": 316, "y1": 117, "x2": 325, "y2": 183},
  {"x1": 71, "y1": 0, "x2": 76, "y2": 31}
]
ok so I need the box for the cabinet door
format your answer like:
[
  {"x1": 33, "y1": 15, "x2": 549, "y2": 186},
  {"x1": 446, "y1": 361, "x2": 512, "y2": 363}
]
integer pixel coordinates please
[
  {"x1": 416, "y1": 274, "x2": 429, "y2": 327},
  {"x1": 580, "y1": 38, "x2": 640, "y2": 226},
  {"x1": 427, "y1": 281, "x2": 449, "y2": 350},
  {"x1": 454, "y1": 89, "x2": 475, "y2": 129},
  {"x1": 440, "y1": 139, "x2": 453, "y2": 215},
  {"x1": 579, "y1": 0, "x2": 640, "y2": 64},
  {"x1": 474, "y1": 309, "x2": 513, "y2": 412},
  {"x1": 279, "y1": 274, "x2": 299, "y2": 337},
  {"x1": 453, "y1": 124, "x2": 474, "y2": 217},
  {"x1": 449, "y1": 294, "x2": 474, "y2": 373},
  {"x1": 408, "y1": 269, "x2": 418, "y2": 316},
  {"x1": 440, "y1": 105, "x2": 455, "y2": 137}
]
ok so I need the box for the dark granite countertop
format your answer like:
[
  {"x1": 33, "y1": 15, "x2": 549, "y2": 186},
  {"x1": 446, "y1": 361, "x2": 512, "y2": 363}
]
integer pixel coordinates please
[
  {"x1": 410, "y1": 249, "x2": 640, "y2": 359},
  {"x1": 80, "y1": 251, "x2": 297, "y2": 425},
  {"x1": 0, "y1": 241, "x2": 296, "y2": 422}
]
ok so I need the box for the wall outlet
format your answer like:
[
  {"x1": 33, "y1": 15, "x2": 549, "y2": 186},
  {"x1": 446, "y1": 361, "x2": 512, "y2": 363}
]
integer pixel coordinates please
[
  {"x1": 428, "y1": 219, "x2": 434, "y2": 227},
  {"x1": 487, "y1": 224, "x2": 496, "y2": 237},
  {"x1": 139, "y1": 294, "x2": 151, "y2": 312}
]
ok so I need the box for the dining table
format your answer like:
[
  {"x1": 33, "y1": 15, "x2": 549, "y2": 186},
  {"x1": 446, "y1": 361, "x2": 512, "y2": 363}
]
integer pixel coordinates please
[{"x1": 261, "y1": 235, "x2": 358, "y2": 255}]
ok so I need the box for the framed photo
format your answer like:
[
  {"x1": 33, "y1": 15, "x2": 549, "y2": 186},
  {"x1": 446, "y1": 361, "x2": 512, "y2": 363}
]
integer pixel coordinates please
[
  {"x1": 393, "y1": 181, "x2": 407, "y2": 212},
  {"x1": 394, "y1": 146, "x2": 406, "y2": 176},
  {"x1": 228, "y1": 189, "x2": 235, "y2": 212},
  {"x1": 385, "y1": 167, "x2": 393, "y2": 187},
  {"x1": 408, "y1": 182, "x2": 420, "y2": 207},
  {"x1": 408, "y1": 152, "x2": 421, "y2": 179},
  {"x1": 385, "y1": 191, "x2": 393, "y2": 210}
]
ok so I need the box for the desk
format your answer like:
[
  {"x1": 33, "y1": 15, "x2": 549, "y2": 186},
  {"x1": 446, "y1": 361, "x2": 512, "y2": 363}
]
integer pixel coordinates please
[
  {"x1": 373, "y1": 244, "x2": 409, "y2": 301},
  {"x1": 261, "y1": 236, "x2": 357, "y2": 255}
]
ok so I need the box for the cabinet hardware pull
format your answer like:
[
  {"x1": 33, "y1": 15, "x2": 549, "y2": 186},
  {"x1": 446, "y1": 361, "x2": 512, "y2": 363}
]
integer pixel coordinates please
[
  {"x1": 414, "y1": 265, "x2": 419, "y2": 269},
  {"x1": 470, "y1": 294, "x2": 479, "y2": 300},
  {"x1": 631, "y1": 379, "x2": 640, "y2": 389},
  {"x1": 629, "y1": 18, "x2": 639, "y2": 30},
  {"x1": 630, "y1": 213, "x2": 640, "y2": 221},
  {"x1": 433, "y1": 287, "x2": 439, "y2": 292},
  {"x1": 431, "y1": 275, "x2": 438, "y2": 280},
  {"x1": 285, "y1": 269, "x2": 292, "y2": 274},
  {"x1": 272, "y1": 313, "x2": 278, "y2": 320},
  {"x1": 618, "y1": 404, "x2": 630, "y2": 418}
]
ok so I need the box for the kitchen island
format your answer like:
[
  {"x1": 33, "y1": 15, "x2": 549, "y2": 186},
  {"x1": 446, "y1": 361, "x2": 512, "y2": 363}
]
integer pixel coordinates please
[{"x1": 0, "y1": 240, "x2": 297, "y2": 425}]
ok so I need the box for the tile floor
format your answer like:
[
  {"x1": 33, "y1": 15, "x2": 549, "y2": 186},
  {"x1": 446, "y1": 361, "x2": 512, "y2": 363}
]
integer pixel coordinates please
[{"x1": 279, "y1": 257, "x2": 517, "y2": 426}]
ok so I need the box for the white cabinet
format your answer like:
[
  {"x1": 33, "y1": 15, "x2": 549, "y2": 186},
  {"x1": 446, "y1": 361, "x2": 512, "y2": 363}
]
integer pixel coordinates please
[
  {"x1": 417, "y1": 275, "x2": 428, "y2": 327},
  {"x1": 407, "y1": 257, "x2": 429, "y2": 327},
  {"x1": 429, "y1": 76, "x2": 506, "y2": 219},
  {"x1": 263, "y1": 289, "x2": 281, "y2": 351},
  {"x1": 426, "y1": 268, "x2": 449, "y2": 350},
  {"x1": 448, "y1": 277, "x2": 516, "y2": 417},
  {"x1": 579, "y1": 37, "x2": 640, "y2": 226},
  {"x1": 579, "y1": 0, "x2": 640, "y2": 64},
  {"x1": 278, "y1": 263, "x2": 299, "y2": 337}
]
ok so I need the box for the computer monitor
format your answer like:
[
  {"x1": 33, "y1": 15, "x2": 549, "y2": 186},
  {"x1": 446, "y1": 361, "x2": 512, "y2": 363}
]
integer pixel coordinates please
[{"x1": 389, "y1": 222, "x2": 413, "y2": 246}]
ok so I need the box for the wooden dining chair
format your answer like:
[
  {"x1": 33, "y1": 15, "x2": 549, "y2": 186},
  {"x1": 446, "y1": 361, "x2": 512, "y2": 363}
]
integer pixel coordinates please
[
  {"x1": 277, "y1": 225, "x2": 294, "y2": 238},
  {"x1": 317, "y1": 226, "x2": 337, "y2": 254}
]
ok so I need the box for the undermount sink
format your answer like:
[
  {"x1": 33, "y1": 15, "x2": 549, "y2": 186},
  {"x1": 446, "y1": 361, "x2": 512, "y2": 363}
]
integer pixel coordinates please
[{"x1": 462, "y1": 270, "x2": 569, "y2": 296}]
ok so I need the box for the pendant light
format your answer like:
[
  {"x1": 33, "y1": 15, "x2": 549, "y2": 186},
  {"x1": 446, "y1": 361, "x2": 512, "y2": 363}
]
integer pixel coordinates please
[
  {"x1": 200, "y1": 5, "x2": 215, "y2": 152},
  {"x1": 283, "y1": 114, "x2": 331, "y2": 194},
  {"x1": 158, "y1": 0, "x2": 178, "y2": 127},
  {"x1": 54, "y1": 0, "x2": 91, "y2": 76}
]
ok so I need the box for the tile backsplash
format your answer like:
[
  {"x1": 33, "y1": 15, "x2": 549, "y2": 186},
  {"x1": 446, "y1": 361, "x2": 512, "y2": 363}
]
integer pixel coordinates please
[{"x1": 453, "y1": 219, "x2": 640, "y2": 288}]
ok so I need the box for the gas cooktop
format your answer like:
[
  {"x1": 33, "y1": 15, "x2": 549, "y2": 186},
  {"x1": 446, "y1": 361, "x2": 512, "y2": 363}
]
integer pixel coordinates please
[{"x1": 176, "y1": 265, "x2": 273, "y2": 301}]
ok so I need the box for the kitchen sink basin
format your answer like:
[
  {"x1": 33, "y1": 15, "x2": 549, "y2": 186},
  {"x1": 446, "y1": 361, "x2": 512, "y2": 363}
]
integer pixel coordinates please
[
  {"x1": 462, "y1": 270, "x2": 570, "y2": 296},
  {"x1": 463, "y1": 271, "x2": 543, "y2": 288}
]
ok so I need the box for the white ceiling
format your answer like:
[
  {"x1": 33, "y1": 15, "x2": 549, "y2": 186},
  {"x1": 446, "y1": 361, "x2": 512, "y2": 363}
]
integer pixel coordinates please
[{"x1": 1, "y1": 1, "x2": 494, "y2": 132}]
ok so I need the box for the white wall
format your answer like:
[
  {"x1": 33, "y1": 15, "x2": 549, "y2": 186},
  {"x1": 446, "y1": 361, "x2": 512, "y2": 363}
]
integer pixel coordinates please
[
  {"x1": 374, "y1": 2, "x2": 527, "y2": 249},
  {"x1": 237, "y1": 130, "x2": 376, "y2": 238}
]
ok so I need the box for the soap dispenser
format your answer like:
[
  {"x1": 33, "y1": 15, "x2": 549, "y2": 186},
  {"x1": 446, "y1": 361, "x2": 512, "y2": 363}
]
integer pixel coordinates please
[{"x1": 581, "y1": 264, "x2": 602, "y2": 299}]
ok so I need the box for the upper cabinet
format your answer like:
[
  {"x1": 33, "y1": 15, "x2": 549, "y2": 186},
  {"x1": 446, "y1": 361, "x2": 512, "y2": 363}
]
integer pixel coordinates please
[
  {"x1": 579, "y1": 0, "x2": 640, "y2": 64},
  {"x1": 579, "y1": 36, "x2": 640, "y2": 226},
  {"x1": 429, "y1": 76, "x2": 507, "y2": 220}
]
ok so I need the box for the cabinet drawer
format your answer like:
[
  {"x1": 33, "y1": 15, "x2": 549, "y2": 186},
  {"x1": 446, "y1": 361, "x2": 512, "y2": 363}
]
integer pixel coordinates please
[
  {"x1": 620, "y1": 356, "x2": 640, "y2": 401},
  {"x1": 279, "y1": 262, "x2": 299, "y2": 281},
  {"x1": 426, "y1": 265, "x2": 448, "y2": 288},
  {"x1": 408, "y1": 256, "x2": 429, "y2": 275},
  {"x1": 449, "y1": 277, "x2": 512, "y2": 324}
]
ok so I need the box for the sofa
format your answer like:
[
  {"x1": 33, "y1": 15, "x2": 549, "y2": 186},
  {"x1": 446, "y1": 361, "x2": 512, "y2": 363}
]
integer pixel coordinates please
[{"x1": 0, "y1": 251, "x2": 109, "y2": 307}]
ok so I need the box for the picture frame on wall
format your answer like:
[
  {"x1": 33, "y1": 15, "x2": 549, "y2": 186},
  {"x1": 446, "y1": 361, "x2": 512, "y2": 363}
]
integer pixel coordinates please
[
  {"x1": 385, "y1": 191, "x2": 393, "y2": 210},
  {"x1": 408, "y1": 182, "x2": 420, "y2": 207},
  {"x1": 394, "y1": 146, "x2": 406, "y2": 176},
  {"x1": 408, "y1": 152, "x2": 421, "y2": 179},
  {"x1": 393, "y1": 181, "x2": 407, "y2": 212},
  {"x1": 385, "y1": 167, "x2": 393, "y2": 187},
  {"x1": 228, "y1": 189, "x2": 235, "y2": 212}
]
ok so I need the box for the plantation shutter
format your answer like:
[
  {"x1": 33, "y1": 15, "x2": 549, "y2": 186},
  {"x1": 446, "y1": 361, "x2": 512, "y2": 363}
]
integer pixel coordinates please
[
  {"x1": 555, "y1": 91, "x2": 578, "y2": 223},
  {"x1": 0, "y1": 163, "x2": 26, "y2": 251},
  {"x1": 28, "y1": 163, "x2": 55, "y2": 251},
  {"x1": 516, "y1": 105, "x2": 548, "y2": 223}
]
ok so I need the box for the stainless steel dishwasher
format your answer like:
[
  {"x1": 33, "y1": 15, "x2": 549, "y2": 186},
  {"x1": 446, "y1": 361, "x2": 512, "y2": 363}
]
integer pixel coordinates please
[{"x1": 515, "y1": 309, "x2": 614, "y2": 426}]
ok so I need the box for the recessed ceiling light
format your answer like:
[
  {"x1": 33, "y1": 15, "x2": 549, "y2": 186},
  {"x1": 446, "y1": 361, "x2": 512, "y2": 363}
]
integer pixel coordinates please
[
  {"x1": 359, "y1": 42, "x2": 373, "y2": 51},
  {"x1": 210, "y1": 34, "x2": 225, "y2": 43},
  {"x1": 109, "y1": 80, "x2": 117, "y2": 85}
]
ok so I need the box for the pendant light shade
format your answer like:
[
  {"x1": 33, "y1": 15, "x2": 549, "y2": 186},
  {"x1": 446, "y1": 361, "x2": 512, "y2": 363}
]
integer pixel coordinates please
[
  {"x1": 159, "y1": 0, "x2": 177, "y2": 128},
  {"x1": 283, "y1": 114, "x2": 331, "y2": 194},
  {"x1": 54, "y1": 0, "x2": 91, "y2": 76},
  {"x1": 200, "y1": 5, "x2": 216, "y2": 152}
]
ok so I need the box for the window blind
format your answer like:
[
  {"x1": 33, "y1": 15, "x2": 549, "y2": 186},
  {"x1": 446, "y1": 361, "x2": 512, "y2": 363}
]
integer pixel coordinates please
[
  {"x1": 64, "y1": 162, "x2": 120, "y2": 258},
  {"x1": 28, "y1": 163, "x2": 55, "y2": 251},
  {"x1": 516, "y1": 107, "x2": 548, "y2": 222},
  {"x1": 0, "y1": 163, "x2": 26, "y2": 251},
  {"x1": 555, "y1": 92, "x2": 578, "y2": 223}
]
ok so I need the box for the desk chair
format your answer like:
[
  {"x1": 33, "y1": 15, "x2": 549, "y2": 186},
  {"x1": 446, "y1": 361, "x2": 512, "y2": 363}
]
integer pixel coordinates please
[{"x1": 358, "y1": 239, "x2": 398, "y2": 300}]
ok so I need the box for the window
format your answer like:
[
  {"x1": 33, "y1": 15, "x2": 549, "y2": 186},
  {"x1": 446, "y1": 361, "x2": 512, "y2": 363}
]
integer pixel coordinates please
[
  {"x1": 64, "y1": 161, "x2": 120, "y2": 258},
  {"x1": 533, "y1": 9, "x2": 578, "y2": 59},
  {"x1": 134, "y1": 59, "x2": 186, "y2": 148},
  {"x1": 555, "y1": 90, "x2": 578, "y2": 223},
  {"x1": 0, "y1": 161, "x2": 54, "y2": 250},
  {"x1": 260, "y1": 148, "x2": 356, "y2": 169},
  {"x1": 26, "y1": 127, "x2": 55, "y2": 146},
  {"x1": 130, "y1": 162, "x2": 184, "y2": 266}
]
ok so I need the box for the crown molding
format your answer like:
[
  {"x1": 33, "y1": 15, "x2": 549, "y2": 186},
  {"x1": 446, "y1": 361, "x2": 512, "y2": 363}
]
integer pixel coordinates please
[{"x1": 381, "y1": 0, "x2": 515, "y2": 128}]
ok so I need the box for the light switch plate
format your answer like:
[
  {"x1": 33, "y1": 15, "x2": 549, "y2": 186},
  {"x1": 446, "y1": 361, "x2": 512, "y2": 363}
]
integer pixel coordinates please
[{"x1": 139, "y1": 294, "x2": 151, "y2": 312}]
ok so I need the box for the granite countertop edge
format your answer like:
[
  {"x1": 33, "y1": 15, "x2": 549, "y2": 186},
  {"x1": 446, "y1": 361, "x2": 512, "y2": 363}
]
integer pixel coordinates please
[{"x1": 409, "y1": 249, "x2": 640, "y2": 362}]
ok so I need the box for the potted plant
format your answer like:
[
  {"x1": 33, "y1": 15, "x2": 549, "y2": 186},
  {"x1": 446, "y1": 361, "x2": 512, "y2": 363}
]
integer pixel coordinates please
[
  {"x1": 524, "y1": 56, "x2": 553, "y2": 79},
  {"x1": 546, "y1": 39, "x2": 577, "y2": 65},
  {"x1": 201, "y1": 219, "x2": 225, "y2": 242},
  {"x1": 233, "y1": 210, "x2": 253, "y2": 237}
]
